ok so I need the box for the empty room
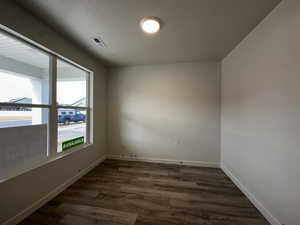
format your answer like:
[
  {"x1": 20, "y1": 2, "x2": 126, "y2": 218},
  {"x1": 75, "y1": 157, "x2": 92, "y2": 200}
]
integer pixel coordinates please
[{"x1": 0, "y1": 0, "x2": 298, "y2": 225}]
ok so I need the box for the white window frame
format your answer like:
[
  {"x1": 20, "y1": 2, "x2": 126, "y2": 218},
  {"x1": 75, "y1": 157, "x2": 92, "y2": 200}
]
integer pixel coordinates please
[{"x1": 0, "y1": 25, "x2": 93, "y2": 182}]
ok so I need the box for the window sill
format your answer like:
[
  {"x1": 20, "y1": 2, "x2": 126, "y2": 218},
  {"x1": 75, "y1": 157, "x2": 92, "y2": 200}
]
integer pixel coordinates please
[{"x1": 0, "y1": 143, "x2": 93, "y2": 184}]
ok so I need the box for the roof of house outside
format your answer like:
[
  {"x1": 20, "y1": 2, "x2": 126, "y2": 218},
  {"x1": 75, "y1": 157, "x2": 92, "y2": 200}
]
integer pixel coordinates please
[{"x1": 9, "y1": 97, "x2": 32, "y2": 104}]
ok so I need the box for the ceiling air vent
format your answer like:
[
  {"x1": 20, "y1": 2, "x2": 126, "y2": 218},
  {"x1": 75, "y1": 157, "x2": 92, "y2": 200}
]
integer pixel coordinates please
[{"x1": 93, "y1": 37, "x2": 106, "y2": 47}]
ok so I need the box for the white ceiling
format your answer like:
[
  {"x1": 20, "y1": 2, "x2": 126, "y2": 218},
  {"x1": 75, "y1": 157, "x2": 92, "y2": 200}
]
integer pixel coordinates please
[{"x1": 16, "y1": 0, "x2": 281, "y2": 66}]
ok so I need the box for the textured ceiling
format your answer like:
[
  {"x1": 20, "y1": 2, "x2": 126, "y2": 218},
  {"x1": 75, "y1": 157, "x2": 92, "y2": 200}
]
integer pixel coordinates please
[{"x1": 17, "y1": 0, "x2": 281, "y2": 66}]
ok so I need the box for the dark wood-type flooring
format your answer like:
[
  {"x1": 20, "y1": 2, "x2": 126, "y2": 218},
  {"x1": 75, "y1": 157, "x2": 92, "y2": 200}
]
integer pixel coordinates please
[{"x1": 19, "y1": 159, "x2": 269, "y2": 225}]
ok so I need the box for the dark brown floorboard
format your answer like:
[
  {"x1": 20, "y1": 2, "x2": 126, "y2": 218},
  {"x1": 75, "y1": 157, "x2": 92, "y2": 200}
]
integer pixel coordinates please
[{"x1": 19, "y1": 159, "x2": 270, "y2": 225}]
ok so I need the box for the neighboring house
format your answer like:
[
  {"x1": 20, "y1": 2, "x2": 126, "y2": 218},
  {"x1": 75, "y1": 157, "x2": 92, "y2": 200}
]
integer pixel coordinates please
[
  {"x1": 71, "y1": 97, "x2": 86, "y2": 107},
  {"x1": 58, "y1": 97, "x2": 86, "y2": 107},
  {"x1": 9, "y1": 97, "x2": 32, "y2": 104},
  {"x1": 0, "y1": 97, "x2": 32, "y2": 111}
]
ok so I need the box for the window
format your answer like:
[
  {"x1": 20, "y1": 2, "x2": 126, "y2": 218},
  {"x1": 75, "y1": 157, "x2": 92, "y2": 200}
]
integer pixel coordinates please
[
  {"x1": 57, "y1": 108, "x2": 87, "y2": 152},
  {"x1": 57, "y1": 59, "x2": 88, "y2": 107},
  {"x1": 56, "y1": 59, "x2": 90, "y2": 152},
  {"x1": 0, "y1": 27, "x2": 93, "y2": 181}
]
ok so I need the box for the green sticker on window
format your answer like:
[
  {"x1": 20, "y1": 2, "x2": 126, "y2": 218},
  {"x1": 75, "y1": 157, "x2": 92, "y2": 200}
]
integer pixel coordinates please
[{"x1": 62, "y1": 136, "x2": 84, "y2": 151}]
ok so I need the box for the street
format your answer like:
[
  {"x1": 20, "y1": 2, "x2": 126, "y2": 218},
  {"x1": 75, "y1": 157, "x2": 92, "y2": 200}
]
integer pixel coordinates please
[{"x1": 58, "y1": 122, "x2": 86, "y2": 152}]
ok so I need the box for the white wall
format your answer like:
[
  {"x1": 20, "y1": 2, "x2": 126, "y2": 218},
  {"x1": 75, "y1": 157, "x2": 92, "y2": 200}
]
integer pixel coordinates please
[
  {"x1": 221, "y1": 1, "x2": 300, "y2": 225},
  {"x1": 0, "y1": 1, "x2": 107, "y2": 224},
  {"x1": 108, "y1": 62, "x2": 220, "y2": 166}
]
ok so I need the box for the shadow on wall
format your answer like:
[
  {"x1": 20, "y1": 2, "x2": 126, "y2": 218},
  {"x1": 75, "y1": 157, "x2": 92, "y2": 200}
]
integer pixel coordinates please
[{"x1": 108, "y1": 64, "x2": 220, "y2": 162}]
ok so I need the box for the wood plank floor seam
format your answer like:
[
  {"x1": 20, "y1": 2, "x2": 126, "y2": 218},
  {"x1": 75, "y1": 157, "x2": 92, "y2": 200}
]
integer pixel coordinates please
[{"x1": 18, "y1": 159, "x2": 270, "y2": 225}]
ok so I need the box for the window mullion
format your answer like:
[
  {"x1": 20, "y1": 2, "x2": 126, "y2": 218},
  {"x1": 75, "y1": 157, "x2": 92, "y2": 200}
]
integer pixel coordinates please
[
  {"x1": 0, "y1": 103, "x2": 50, "y2": 108},
  {"x1": 49, "y1": 56, "x2": 58, "y2": 157},
  {"x1": 86, "y1": 72, "x2": 90, "y2": 144},
  {"x1": 90, "y1": 73, "x2": 94, "y2": 144},
  {"x1": 57, "y1": 106, "x2": 89, "y2": 110}
]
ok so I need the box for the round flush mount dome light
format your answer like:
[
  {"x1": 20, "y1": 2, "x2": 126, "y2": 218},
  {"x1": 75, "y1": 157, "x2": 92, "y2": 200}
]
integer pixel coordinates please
[{"x1": 140, "y1": 17, "x2": 161, "y2": 34}]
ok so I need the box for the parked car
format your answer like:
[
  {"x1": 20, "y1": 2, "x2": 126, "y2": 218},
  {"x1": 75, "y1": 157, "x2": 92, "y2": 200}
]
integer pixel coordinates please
[{"x1": 58, "y1": 109, "x2": 86, "y2": 125}]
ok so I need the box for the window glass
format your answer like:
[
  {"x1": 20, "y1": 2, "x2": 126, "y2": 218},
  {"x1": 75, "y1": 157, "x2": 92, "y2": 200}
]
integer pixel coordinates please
[
  {"x1": 0, "y1": 108, "x2": 49, "y2": 180},
  {"x1": 0, "y1": 31, "x2": 50, "y2": 105},
  {"x1": 0, "y1": 27, "x2": 92, "y2": 181},
  {"x1": 0, "y1": 107, "x2": 48, "y2": 128},
  {"x1": 57, "y1": 59, "x2": 87, "y2": 107},
  {"x1": 57, "y1": 109, "x2": 87, "y2": 152}
]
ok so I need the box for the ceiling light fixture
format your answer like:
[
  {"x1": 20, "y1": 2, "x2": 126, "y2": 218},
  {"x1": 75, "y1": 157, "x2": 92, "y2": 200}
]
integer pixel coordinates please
[{"x1": 140, "y1": 17, "x2": 161, "y2": 34}]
